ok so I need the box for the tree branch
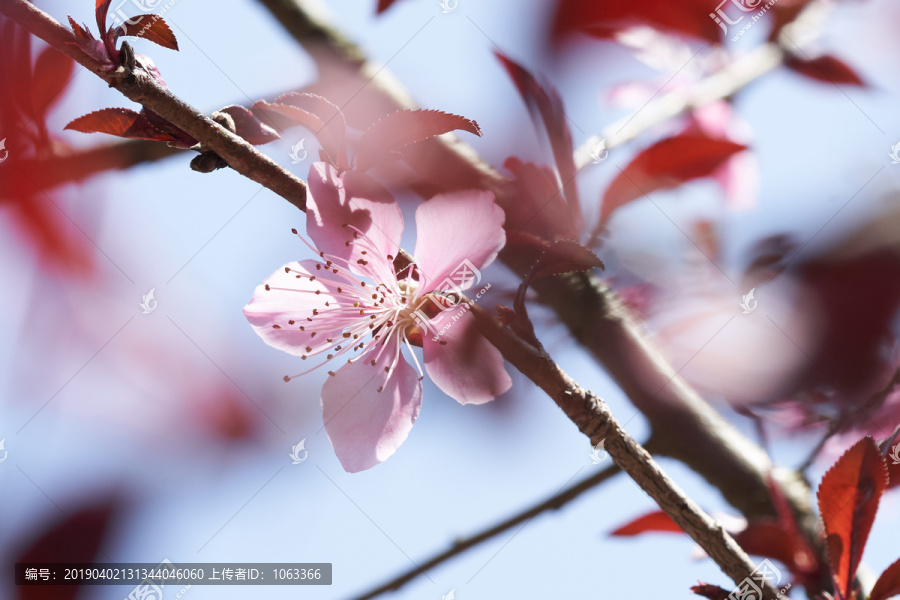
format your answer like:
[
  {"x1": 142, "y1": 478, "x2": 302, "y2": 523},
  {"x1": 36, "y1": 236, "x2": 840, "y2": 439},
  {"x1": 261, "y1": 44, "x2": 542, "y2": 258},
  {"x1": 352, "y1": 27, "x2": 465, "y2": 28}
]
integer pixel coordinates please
[{"x1": 0, "y1": 0, "x2": 307, "y2": 211}]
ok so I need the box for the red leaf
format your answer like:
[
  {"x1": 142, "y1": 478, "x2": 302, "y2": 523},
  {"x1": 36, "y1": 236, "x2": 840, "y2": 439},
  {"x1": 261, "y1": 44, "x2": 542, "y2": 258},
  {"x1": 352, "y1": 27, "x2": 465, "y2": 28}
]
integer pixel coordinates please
[
  {"x1": 610, "y1": 510, "x2": 683, "y2": 536},
  {"x1": 733, "y1": 520, "x2": 800, "y2": 567},
  {"x1": 217, "y1": 105, "x2": 280, "y2": 145},
  {"x1": 598, "y1": 133, "x2": 746, "y2": 227},
  {"x1": 30, "y1": 46, "x2": 75, "y2": 116},
  {"x1": 513, "y1": 240, "x2": 604, "y2": 343},
  {"x1": 67, "y1": 15, "x2": 110, "y2": 66},
  {"x1": 356, "y1": 109, "x2": 481, "y2": 172},
  {"x1": 253, "y1": 93, "x2": 347, "y2": 168},
  {"x1": 785, "y1": 55, "x2": 865, "y2": 86},
  {"x1": 65, "y1": 108, "x2": 196, "y2": 147},
  {"x1": 691, "y1": 584, "x2": 731, "y2": 600},
  {"x1": 497, "y1": 53, "x2": 582, "y2": 233},
  {"x1": 870, "y1": 558, "x2": 900, "y2": 600},
  {"x1": 94, "y1": 0, "x2": 117, "y2": 61},
  {"x1": 504, "y1": 156, "x2": 577, "y2": 241},
  {"x1": 817, "y1": 436, "x2": 889, "y2": 598},
  {"x1": 551, "y1": 0, "x2": 722, "y2": 45},
  {"x1": 15, "y1": 499, "x2": 119, "y2": 600},
  {"x1": 120, "y1": 15, "x2": 179, "y2": 50}
]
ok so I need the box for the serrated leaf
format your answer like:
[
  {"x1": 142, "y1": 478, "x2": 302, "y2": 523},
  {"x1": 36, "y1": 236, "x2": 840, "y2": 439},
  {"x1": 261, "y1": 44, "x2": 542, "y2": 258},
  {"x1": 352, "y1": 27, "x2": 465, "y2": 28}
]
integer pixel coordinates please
[
  {"x1": 119, "y1": 15, "x2": 179, "y2": 50},
  {"x1": 597, "y1": 132, "x2": 746, "y2": 228},
  {"x1": 817, "y1": 436, "x2": 889, "y2": 599},
  {"x1": 610, "y1": 510, "x2": 683, "y2": 536},
  {"x1": 356, "y1": 109, "x2": 481, "y2": 172},
  {"x1": 785, "y1": 55, "x2": 865, "y2": 86},
  {"x1": 218, "y1": 105, "x2": 280, "y2": 145},
  {"x1": 497, "y1": 53, "x2": 582, "y2": 234},
  {"x1": 65, "y1": 107, "x2": 196, "y2": 147},
  {"x1": 870, "y1": 558, "x2": 900, "y2": 600}
]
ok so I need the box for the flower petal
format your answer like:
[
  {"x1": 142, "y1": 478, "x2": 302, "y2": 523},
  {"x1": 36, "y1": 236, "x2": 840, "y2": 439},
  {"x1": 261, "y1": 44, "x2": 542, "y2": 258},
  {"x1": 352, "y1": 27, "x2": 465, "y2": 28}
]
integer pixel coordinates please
[
  {"x1": 322, "y1": 336, "x2": 422, "y2": 472},
  {"x1": 307, "y1": 162, "x2": 403, "y2": 280},
  {"x1": 243, "y1": 260, "x2": 347, "y2": 357},
  {"x1": 413, "y1": 190, "x2": 505, "y2": 292},
  {"x1": 423, "y1": 307, "x2": 511, "y2": 405}
]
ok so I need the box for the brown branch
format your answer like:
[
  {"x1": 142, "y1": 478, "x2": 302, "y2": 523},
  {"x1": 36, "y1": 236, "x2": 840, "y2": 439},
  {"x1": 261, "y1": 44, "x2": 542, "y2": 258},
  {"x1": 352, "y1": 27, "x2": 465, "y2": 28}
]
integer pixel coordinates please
[
  {"x1": 466, "y1": 302, "x2": 781, "y2": 599},
  {"x1": 349, "y1": 461, "x2": 623, "y2": 600},
  {"x1": 0, "y1": 0, "x2": 307, "y2": 211}
]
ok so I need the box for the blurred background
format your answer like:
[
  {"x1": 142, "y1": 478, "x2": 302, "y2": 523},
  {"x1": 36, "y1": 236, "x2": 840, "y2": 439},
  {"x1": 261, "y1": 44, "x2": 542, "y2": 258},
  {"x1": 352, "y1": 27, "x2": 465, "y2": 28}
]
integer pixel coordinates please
[{"x1": 2, "y1": 0, "x2": 900, "y2": 598}]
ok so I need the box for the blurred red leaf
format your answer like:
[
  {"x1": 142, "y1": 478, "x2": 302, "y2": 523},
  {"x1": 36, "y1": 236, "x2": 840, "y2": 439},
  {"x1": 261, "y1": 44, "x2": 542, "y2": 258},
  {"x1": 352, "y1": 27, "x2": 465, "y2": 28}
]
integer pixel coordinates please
[
  {"x1": 217, "y1": 105, "x2": 280, "y2": 145},
  {"x1": 376, "y1": 0, "x2": 400, "y2": 13},
  {"x1": 598, "y1": 132, "x2": 746, "y2": 226},
  {"x1": 870, "y1": 558, "x2": 900, "y2": 600},
  {"x1": 609, "y1": 510, "x2": 683, "y2": 536},
  {"x1": 551, "y1": 0, "x2": 721, "y2": 45},
  {"x1": 16, "y1": 499, "x2": 119, "y2": 600},
  {"x1": 732, "y1": 520, "x2": 799, "y2": 567},
  {"x1": 30, "y1": 46, "x2": 75, "y2": 116},
  {"x1": 504, "y1": 157, "x2": 577, "y2": 241},
  {"x1": 497, "y1": 52, "x2": 582, "y2": 233},
  {"x1": 120, "y1": 15, "x2": 179, "y2": 51},
  {"x1": 817, "y1": 437, "x2": 889, "y2": 598},
  {"x1": 691, "y1": 584, "x2": 731, "y2": 600},
  {"x1": 356, "y1": 109, "x2": 481, "y2": 172},
  {"x1": 254, "y1": 93, "x2": 347, "y2": 168},
  {"x1": 785, "y1": 55, "x2": 865, "y2": 86}
]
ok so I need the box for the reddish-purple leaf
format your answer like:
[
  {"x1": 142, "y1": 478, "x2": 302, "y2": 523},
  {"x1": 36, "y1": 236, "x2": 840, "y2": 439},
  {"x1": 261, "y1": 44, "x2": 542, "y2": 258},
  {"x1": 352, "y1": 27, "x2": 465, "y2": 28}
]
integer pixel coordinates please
[
  {"x1": 817, "y1": 436, "x2": 889, "y2": 599},
  {"x1": 217, "y1": 105, "x2": 280, "y2": 145},
  {"x1": 598, "y1": 132, "x2": 746, "y2": 227},
  {"x1": 67, "y1": 15, "x2": 110, "y2": 66},
  {"x1": 356, "y1": 109, "x2": 481, "y2": 172},
  {"x1": 254, "y1": 93, "x2": 347, "y2": 168},
  {"x1": 551, "y1": 0, "x2": 722, "y2": 45},
  {"x1": 732, "y1": 520, "x2": 800, "y2": 568},
  {"x1": 504, "y1": 156, "x2": 578, "y2": 241},
  {"x1": 691, "y1": 584, "x2": 731, "y2": 600},
  {"x1": 94, "y1": 0, "x2": 117, "y2": 61},
  {"x1": 870, "y1": 558, "x2": 900, "y2": 600},
  {"x1": 497, "y1": 53, "x2": 582, "y2": 234},
  {"x1": 120, "y1": 15, "x2": 179, "y2": 50},
  {"x1": 30, "y1": 46, "x2": 75, "y2": 115},
  {"x1": 785, "y1": 55, "x2": 865, "y2": 86},
  {"x1": 65, "y1": 108, "x2": 196, "y2": 147},
  {"x1": 513, "y1": 240, "x2": 604, "y2": 343},
  {"x1": 610, "y1": 510, "x2": 683, "y2": 536}
]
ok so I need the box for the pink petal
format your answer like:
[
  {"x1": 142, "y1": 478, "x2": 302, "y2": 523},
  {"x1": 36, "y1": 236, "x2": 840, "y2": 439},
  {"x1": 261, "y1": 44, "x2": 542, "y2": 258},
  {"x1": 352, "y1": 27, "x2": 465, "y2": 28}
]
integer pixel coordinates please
[
  {"x1": 322, "y1": 336, "x2": 422, "y2": 472},
  {"x1": 422, "y1": 308, "x2": 511, "y2": 405},
  {"x1": 307, "y1": 162, "x2": 403, "y2": 279},
  {"x1": 413, "y1": 190, "x2": 506, "y2": 292},
  {"x1": 243, "y1": 260, "x2": 347, "y2": 357}
]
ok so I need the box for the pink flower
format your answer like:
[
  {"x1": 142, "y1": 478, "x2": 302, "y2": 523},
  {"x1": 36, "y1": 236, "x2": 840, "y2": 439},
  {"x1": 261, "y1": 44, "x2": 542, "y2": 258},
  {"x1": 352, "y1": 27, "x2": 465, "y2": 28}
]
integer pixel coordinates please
[{"x1": 244, "y1": 163, "x2": 512, "y2": 472}]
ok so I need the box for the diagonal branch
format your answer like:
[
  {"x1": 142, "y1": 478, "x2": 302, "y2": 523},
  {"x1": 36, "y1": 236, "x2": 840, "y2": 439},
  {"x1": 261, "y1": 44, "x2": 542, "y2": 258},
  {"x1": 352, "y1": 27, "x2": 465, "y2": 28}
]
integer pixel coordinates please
[{"x1": 0, "y1": 0, "x2": 307, "y2": 211}]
